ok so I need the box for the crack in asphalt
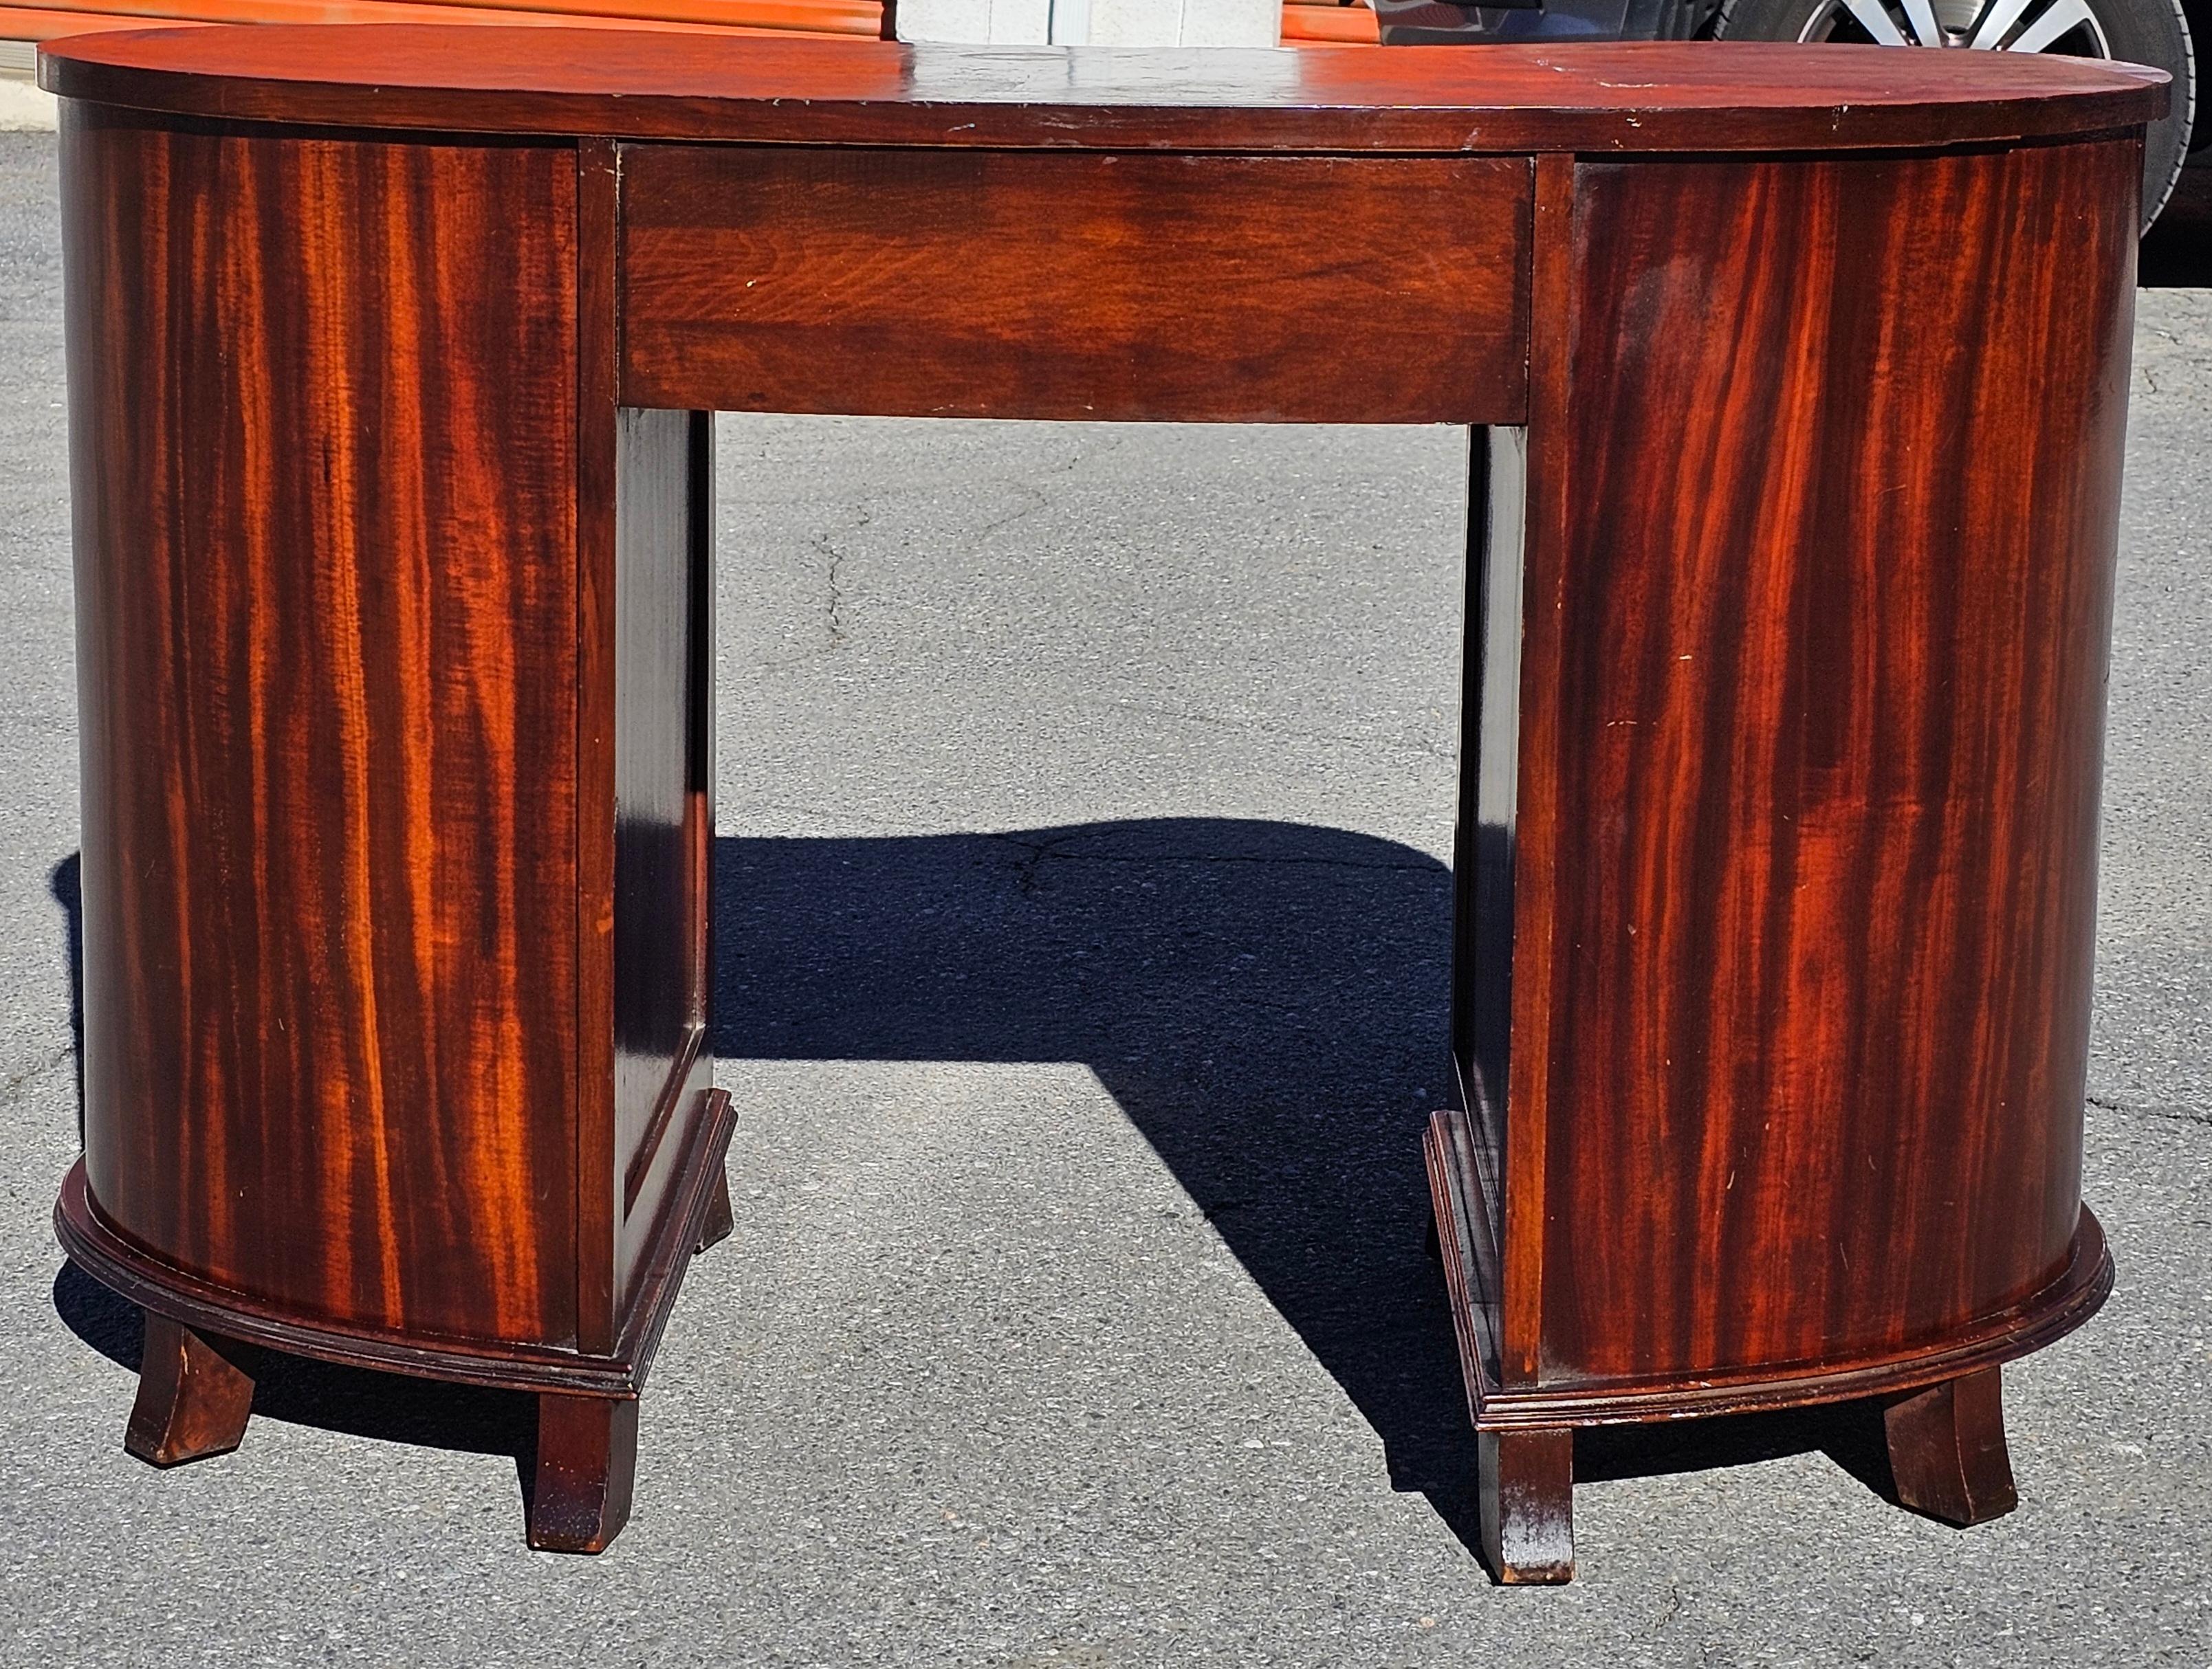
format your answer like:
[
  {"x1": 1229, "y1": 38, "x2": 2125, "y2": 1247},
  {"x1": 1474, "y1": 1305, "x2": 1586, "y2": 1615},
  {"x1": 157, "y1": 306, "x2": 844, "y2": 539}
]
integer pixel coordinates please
[
  {"x1": 1088, "y1": 692, "x2": 1456, "y2": 766},
  {"x1": 0, "y1": 1041, "x2": 70, "y2": 1112},
  {"x1": 943, "y1": 443, "x2": 1099, "y2": 556},
  {"x1": 2087, "y1": 1090, "x2": 2211, "y2": 1128},
  {"x1": 819, "y1": 508, "x2": 870, "y2": 649}
]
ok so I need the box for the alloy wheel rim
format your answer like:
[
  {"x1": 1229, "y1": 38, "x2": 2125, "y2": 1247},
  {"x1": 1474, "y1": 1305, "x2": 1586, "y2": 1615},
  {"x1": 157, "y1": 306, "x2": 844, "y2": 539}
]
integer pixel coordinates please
[{"x1": 1795, "y1": 0, "x2": 2112, "y2": 54}]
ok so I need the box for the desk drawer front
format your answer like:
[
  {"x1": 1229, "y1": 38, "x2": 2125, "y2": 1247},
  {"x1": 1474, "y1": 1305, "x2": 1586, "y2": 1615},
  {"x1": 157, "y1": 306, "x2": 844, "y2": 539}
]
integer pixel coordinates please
[{"x1": 617, "y1": 146, "x2": 1530, "y2": 423}]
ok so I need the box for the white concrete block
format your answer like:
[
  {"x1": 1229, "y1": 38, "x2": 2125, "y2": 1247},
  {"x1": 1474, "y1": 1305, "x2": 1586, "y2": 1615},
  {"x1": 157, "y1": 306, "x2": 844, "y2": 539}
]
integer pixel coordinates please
[
  {"x1": 1048, "y1": 0, "x2": 1095, "y2": 42},
  {"x1": 904, "y1": 0, "x2": 1280, "y2": 49},
  {"x1": 895, "y1": 0, "x2": 996, "y2": 43},
  {"x1": 0, "y1": 78, "x2": 56, "y2": 132},
  {"x1": 1086, "y1": 0, "x2": 1186, "y2": 45},
  {"x1": 989, "y1": 0, "x2": 1055, "y2": 41},
  {"x1": 1179, "y1": 0, "x2": 1280, "y2": 45}
]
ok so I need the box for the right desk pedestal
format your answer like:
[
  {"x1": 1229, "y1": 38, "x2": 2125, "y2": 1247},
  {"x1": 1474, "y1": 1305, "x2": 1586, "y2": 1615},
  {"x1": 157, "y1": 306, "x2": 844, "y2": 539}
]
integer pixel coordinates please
[{"x1": 1426, "y1": 141, "x2": 2134, "y2": 1584}]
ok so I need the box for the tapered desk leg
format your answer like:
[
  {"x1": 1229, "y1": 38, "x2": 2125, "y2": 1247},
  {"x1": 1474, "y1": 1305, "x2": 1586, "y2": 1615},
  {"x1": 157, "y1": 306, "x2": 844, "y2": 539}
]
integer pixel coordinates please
[
  {"x1": 1479, "y1": 1428, "x2": 1575, "y2": 1584},
  {"x1": 127, "y1": 1316, "x2": 254, "y2": 1466},
  {"x1": 529, "y1": 1393, "x2": 639, "y2": 1553},
  {"x1": 694, "y1": 1166, "x2": 734, "y2": 1255},
  {"x1": 1885, "y1": 1368, "x2": 2018, "y2": 1526}
]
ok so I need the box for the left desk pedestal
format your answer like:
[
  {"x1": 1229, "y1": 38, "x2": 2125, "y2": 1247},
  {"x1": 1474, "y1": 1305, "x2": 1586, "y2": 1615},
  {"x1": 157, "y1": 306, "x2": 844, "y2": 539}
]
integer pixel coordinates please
[{"x1": 52, "y1": 105, "x2": 727, "y2": 1553}]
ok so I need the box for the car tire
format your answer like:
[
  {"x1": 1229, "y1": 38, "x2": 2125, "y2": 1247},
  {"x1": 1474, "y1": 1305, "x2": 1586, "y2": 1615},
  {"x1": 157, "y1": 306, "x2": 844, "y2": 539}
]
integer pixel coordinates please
[{"x1": 1713, "y1": 0, "x2": 2197, "y2": 230}]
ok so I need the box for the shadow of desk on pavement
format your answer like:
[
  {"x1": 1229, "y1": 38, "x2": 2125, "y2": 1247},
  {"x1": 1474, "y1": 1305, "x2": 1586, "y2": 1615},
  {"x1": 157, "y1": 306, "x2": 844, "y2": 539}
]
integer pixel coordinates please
[{"x1": 52, "y1": 819, "x2": 1922, "y2": 1560}]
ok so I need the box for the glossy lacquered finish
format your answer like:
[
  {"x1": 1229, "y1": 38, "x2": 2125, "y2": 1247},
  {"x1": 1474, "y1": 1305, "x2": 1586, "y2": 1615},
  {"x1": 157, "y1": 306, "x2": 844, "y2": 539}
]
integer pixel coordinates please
[
  {"x1": 1427, "y1": 130, "x2": 2139, "y2": 1580},
  {"x1": 44, "y1": 25, "x2": 2152, "y2": 1571},
  {"x1": 39, "y1": 25, "x2": 2166, "y2": 149},
  {"x1": 55, "y1": 89, "x2": 733, "y2": 1551},
  {"x1": 1526, "y1": 142, "x2": 2138, "y2": 1388},
  {"x1": 64, "y1": 106, "x2": 587, "y2": 1350},
  {"x1": 618, "y1": 146, "x2": 1531, "y2": 423}
]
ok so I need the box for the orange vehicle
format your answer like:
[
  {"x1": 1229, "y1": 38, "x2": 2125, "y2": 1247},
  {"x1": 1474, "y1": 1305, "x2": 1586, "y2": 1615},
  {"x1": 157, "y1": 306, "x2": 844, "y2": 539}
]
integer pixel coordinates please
[{"x1": 0, "y1": 0, "x2": 1375, "y2": 47}]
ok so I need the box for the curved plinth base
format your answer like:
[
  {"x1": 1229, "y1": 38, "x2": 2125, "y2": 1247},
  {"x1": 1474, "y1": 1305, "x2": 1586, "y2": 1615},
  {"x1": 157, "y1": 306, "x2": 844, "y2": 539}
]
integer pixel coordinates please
[
  {"x1": 1474, "y1": 1209, "x2": 2110, "y2": 1431},
  {"x1": 54, "y1": 1088, "x2": 736, "y2": 1552},
  {"x1": 1425, "y1": 1107, "x2": 2114, "y2": 1583}
]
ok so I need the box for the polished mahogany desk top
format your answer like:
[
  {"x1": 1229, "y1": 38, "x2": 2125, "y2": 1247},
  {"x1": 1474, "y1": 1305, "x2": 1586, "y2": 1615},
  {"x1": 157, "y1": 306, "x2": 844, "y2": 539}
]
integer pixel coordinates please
[{"x1": 43, "y1": 26, "x2": 2165, "y2": 150}]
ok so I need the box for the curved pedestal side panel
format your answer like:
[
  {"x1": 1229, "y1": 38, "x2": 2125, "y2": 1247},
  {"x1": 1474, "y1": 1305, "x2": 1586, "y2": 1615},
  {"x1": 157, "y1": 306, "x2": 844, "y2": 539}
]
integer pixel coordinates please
[
  {"x1": 1498, "y1": 137, "x2": 2140, "y2": 1391},
  {"x1": 62, "y1": 103, "x2": 586, "y2": 1348},
  {"x1": 1435, "y1": 137, "x2": 2139, "y2": 1583}
]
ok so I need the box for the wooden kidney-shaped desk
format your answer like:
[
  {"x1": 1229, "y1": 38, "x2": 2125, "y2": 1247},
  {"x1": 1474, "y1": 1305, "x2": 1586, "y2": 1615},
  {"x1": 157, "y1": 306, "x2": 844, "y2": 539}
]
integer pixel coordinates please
[{"x1": 41, "y1": 27, "x2": 2161, "y2": 1575}]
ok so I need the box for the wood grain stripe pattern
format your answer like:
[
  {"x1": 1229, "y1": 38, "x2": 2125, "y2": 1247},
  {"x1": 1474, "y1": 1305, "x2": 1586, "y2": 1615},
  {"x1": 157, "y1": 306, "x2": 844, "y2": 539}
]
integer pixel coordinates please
[
  {"x1": 1524, "y1": 140, "x2": 2138, "y2": 1384},
  {"x1": 617, "y1": 146, "x2": 1531, "y2": 423},
  {"x1": 65, "y1": 103, "x2": 584, "y2": 1347}
]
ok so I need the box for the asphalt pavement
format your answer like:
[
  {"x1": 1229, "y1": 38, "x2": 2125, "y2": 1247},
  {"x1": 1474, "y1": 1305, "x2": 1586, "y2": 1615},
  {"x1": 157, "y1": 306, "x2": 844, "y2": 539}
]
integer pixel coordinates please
[{"x1": 0, "y1": 131, "x2": 2205, "y2": 1666}]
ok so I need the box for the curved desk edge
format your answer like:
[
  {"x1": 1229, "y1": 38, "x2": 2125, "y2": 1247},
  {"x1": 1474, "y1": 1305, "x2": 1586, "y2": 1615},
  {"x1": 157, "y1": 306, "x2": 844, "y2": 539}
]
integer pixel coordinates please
[{"x1": 41, "y1": 27, "x2": 2169, "y2": 152}]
